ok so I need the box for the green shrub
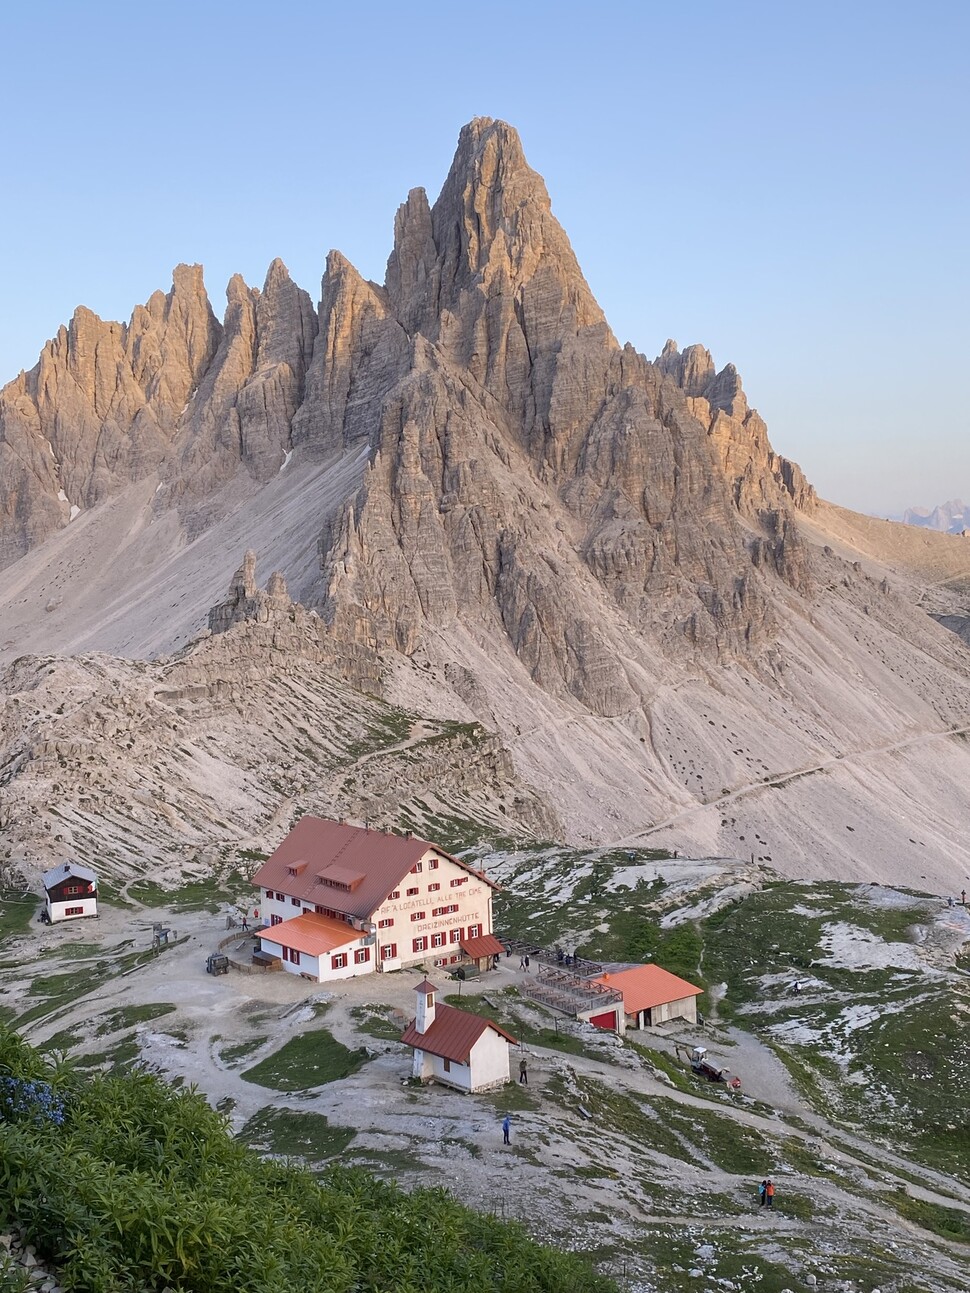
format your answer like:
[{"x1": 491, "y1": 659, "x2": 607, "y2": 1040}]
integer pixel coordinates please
[{"x1": 0, "y1": 1026, "x2": 614, "y2": 1293}]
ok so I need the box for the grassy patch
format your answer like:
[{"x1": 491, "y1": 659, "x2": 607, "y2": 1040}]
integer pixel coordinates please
[
  {"x1": 39, "y1": 941, "x2": 105, "y2": 960},
  {"x1": 348, "y1": 1003, "x2": 404, "y2": 1041},
  {"x1": 239, "y1": 1106, "x2": 355, "y2": 1160},
  {"x1": 479, "y1": 1080, "x2": 539, "y2": 1112},
  {"x1": 0, "y1": 890, "x2": 39, "y2": 940},
  {"x1": 492, "y1": 849, "x2": 672, "y2": 952},
  {"x1": 128, "y1": 875, "x2": 239, "y2": 912},
  {"x1": 95, "y1": 1003, "x2": 177, "y2": 1035},
  {"x1": 241, "y1": 1029, "x2": 370, "y2": 1091},
  {"x1": 218, "y1": 1036, "x2": 268, "y2": 1065},
  {"x1": 892, "y1": 1191, "x2": 970, "y2": 1244}
]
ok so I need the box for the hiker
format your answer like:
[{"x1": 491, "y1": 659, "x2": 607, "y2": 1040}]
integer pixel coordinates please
[
  {"x1": 241, "y1": 914, "x2": 249, "y2": 931},
  {"x1": 765, "y1": 1178, "x2": 775, "y2": 1208},
  {"x1": 519, "y1": 1057, "x2": 528, "y2": 1085},
  {"x1": 524, "y1": 955, "x2": 530, "y2": 970},
  {"x1": 759, "y1": 1179, "x2": 767, "y2": 1207},
  {"x1": 502, "y1": 1114, "x2": 511, "y2": 1145},
  {"x1": 519, "y1": 955, "x2": 526, "y2": 970},
  {"x1": 963, "y1": 889, "x2": 967, "y2": 906}
]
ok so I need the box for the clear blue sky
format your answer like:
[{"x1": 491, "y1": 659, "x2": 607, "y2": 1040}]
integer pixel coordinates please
[{"x1": 1, "y1": 0, "x2": 967, "y2": 516}]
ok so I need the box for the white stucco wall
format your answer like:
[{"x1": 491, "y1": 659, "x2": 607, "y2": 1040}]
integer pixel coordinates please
[
  {"x1": 259, "y1": 933, "x2": 374, "y2": 983},
  {"x1": 467, "y1": 1030, "x2": 512, "y2": 1090},
  {"x1": 411, "y1": 1031, "x2": 511, "y2": 1093},
  {"x1": 47, "y1": 897, "x2": 98, "y2": 923},
  {"x1": 373, "y1": 848, "x2": 494, "y2": 972}
]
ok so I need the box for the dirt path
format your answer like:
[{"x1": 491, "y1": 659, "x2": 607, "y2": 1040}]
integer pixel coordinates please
[{"x1": 613, "y1": 720, "x2": 970, "y2": 846}]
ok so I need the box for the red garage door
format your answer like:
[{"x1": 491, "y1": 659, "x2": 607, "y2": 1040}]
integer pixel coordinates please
[{"x1": 589, "y1": 1009, "x2": 617, "y2": 1031}]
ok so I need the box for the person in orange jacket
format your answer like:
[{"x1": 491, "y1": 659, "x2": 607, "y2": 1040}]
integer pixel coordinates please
[{"x1": 765, "y1": 1178, "x2": 775, "y2": 1208}]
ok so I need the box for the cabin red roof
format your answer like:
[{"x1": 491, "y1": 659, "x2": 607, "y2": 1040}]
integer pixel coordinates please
[
  {"x1": 592, "y1": 964, "x2": 702, "y2": 1015},
  {"x1": 400, "y1": 1003, "x2": 517, "y2": 1065},
  {"x1": 251, "y1": 817, "x2": 498, "y2": 921},
  {"x1": 460, "y1": 933, "x2": 505, "y2": 960}
]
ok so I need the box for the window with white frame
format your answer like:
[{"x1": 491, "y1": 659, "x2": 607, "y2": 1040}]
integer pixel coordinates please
[
  {"x1": 354, "y1": 947, "x2": 370, "y2": 964},
  {"x1": 331, "y1": 952, "x2": 348, "y2": 969},
  {"x1": 381, "y1": 943, "x2": 397, "y2": 960},
  {"x1": 412, "y1": 936, "x2": 428, "y2": 953}
]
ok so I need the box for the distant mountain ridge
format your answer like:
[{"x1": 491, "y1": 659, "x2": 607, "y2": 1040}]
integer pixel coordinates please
[
  {"x1": 2, "y1": 117, "x2": 970, "y2": 893},
  {"x1": 901, "y1": 499, "x2": 970, "y2": 535}
]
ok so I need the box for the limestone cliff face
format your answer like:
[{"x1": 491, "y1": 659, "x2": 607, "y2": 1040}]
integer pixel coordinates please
[
  {"x1": 656, "y1": 339, "x2": 817, "y2": 517},
  {"x1": 1, "y1": 117, "x2": 819, "y2": 717},
  {"x1": 0, "y1": 265, "x2": 221, "y2": 562},
  {"x1": 315, "y1": 119, "x2": 815, "y2": 710},
  {"x1": 0, "y1": 260, "x2": 316, "y2": 562}
]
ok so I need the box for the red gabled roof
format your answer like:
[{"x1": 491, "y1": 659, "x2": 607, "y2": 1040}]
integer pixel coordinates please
[
  {"x1": 251, "y1": 817, "x2": 498, "y2": 921},
  {"x1": 460, "y1": 933, "x2": 505, "y2": 960},
  {"x1": 593, "y1": 964, "x2": 702, "y2": 1014},
  {"x1": 400, "y1": 1003, "x2": 517, "y2": 1064}
]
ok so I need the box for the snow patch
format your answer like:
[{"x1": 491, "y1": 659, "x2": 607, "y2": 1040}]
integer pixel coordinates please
[
  {"x1": 57, "y1": 489, "x2": 68, "y2": 503},
  {"x1": 815, "y1": 922, "x2": 924, "y2": 971},
  {"x1": 69, "y1": 505, "x2": 81, "y2": 521},
  {"x1": 280, "y1": 450, "x2": 293, "y2": 472}
]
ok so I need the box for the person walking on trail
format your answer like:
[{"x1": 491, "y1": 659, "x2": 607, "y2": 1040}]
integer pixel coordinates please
[
  {"x1": 758, "y1": 1179, "x2": 768, "y2": 1207},
  {"x1": 519, "y1": 955, "x2": 526, "y2": 970},
  {"x1": 524, "y1": 955, "x2": 530, "y2": 970},
  {"x1": 519, "y1": 1057, "x2": 528, "y2": 1085},
  {"x1": 241, "y1": 915, "x2": 249, "y2": 932},
  {"x1": 765, "y1": 1179, "x2": 775, "y2": 1208},
  {"x1": 502, "y1": 1115, "x2": 511, "y2": 1145}
]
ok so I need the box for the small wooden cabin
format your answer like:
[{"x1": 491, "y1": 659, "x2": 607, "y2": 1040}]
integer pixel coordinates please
[{"x1": 42, "y1": 862, "x2": 98, "y2": 923}]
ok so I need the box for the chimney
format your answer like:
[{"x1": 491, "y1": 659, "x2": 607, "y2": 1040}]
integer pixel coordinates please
[{"x1": 414, "y1": 979, "x2": 437, "y2": 1035}]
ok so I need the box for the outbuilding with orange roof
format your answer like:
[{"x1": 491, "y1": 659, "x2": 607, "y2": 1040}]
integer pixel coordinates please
[{"x1": 592, "y1": 963, "x2": 703, "y2": 1030}]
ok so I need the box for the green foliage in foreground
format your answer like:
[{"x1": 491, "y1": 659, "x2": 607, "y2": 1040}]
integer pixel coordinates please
[{"x1": 0, "y1": 1028, "x2": 615, "y2": 1293}]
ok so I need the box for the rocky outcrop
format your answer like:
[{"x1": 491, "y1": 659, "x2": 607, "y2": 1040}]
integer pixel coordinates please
[
  {"x1": 657, "y1": 339, "x2": 817, "y2": 516},
  {"x1": 207, "y1": 550, "x2": 294, "y2": 634}
]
